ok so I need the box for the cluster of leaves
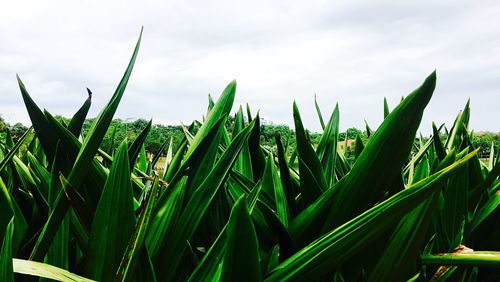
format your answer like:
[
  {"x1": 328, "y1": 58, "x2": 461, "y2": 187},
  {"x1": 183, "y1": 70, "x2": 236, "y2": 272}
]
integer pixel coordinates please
[{"x1": 0, "y1": 31, "x2": 499, "y2": 282}]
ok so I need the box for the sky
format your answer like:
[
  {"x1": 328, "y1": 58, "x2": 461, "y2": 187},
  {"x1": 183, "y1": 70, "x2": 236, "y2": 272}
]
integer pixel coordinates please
[{"x1": 0, "y1": 0, "x2": 499, "y2": 134}]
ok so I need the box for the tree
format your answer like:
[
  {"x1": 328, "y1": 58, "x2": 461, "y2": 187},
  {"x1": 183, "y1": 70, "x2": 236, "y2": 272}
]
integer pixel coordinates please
[{"x1": 0, "y1": 115, "x2": 7, "y2": 132}]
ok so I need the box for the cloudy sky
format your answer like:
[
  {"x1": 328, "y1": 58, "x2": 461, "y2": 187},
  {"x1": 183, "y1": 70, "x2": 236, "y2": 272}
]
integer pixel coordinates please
[{"x1": 1, "y1": 0, "x2": 499, "y2": 133}]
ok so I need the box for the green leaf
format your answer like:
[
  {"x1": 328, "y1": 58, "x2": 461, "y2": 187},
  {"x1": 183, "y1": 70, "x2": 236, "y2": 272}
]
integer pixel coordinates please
[
  {"x1": 29, "y1": 29, "x2": 142, "y2": 261},
  {"x1": 147, "y1": 118, "x2": 226, "y2": 259},
  {"x1": 0, "y1": 179, "x2": 14, "y2": 244},
  {"x1": 221, "y1": 196, "x2": 261, "y2": 282},
  {"x1": 27, "y1": 151, "x2": 51, "y2": 199},
  {"x1": 85, "y1": 141, "x2": 136, "y2": 281},
  {"x1": 432, "y1": 122, "x2": 446, "y2": 161},
  {"x1": 445, "y1": 99, "x2": 470, "y2": 151},
  {"x1": 163, "y1": 139, "x2": 186, "y2": 182},
  {"x1": 13, "y1": 259, "x2": 95, "y2": 282},
  {"x1": 314, "y1": 94, "x2": 326, "y2": 130},
  {"x1": 233, "y1": 105, "x2": 253, "y2": 179},
  {"x1": 265, "y1": 150, "x2": 476, "y2": 281},
  {"x1": 316, "y1": 103, "x2": 339, "y2": 189},
  {"x1": 248, "y1": 112, "x2": 266, "y2": 181},
  {"x1": 138, "y1": 144, "x2": 148, "y2": 172},
  {"x1": 0, "y1": 178, "x2": 27, "y2": 255},
  {"x1": 421, "y1": 251, "x2": 500, "y2": 267},
  {"x1": 293, "y1": 102, "x2": 326, "y2": 205},
  {"x1": 188, "y1": 181, "x2": 262, "y2": 282},
  {"x1": 129, "y1": 120, "x2": 152, "y2": 171},
  {"x1": 154, "y1": 120, "x2": 255, "y2": 281},
  {"x1": 322, "y1": 71, "x2": 437, "y2": 233},
  {"x1": 353, "y1": 133, "x2": 364, "y2": 159},
  {"x1": 68, "y1": 89, "x2": 92, "y2": 136},
  {"x1": 69, "y1": 27, "x2": 142, "y2": 191},
  {"x1": 17, "y1": 74, "x2": 58, "y2": 161},
  {"x1": 275, "y1": 133, "x2": 298, "y2": 217},
  {"x1": 470, "y1": 190, "x2": 500, "y2": 232},
  {"x1": 442, "y1": 156, "x2": 469, "y2": 249},
  {"x1": 368, "y1": 158, "x2": 438, "y2": 282},
  {"x1": 46, "y1": 144, "x2": 70, "y2": 269},
  {"x1": 290, "y1": 71, "x2": 437, "y2": 245},
  {"x1": 262, "y1": 153, "x2": 291, "y2": 227},
  {"x1": 365, "y1": 120, "x2": 373, "y2": 138},
  {"x1": 384, "y1": 97, "x2": 390, "y2": 118},
  {"x1": 0, "y1": 218, "x2": 14, "y2": 282},
  {"x1": 0, "y1": 127, "x2": 32, "y2": 174},
  {"x1": 117, "y1": 178, "x2": 160, "y2": 282},
  {"x1": 59, "y1": 175, "x2": 93, "y2": 234},
  {"x1": 184, "y1": 80, "x2": 236, "y2": 161}
]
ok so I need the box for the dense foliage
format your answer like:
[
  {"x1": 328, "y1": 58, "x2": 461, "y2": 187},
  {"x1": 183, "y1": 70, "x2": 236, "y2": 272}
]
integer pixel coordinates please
[{"x1": 0, "y1": 32, "x2": 499, "y2": 281}]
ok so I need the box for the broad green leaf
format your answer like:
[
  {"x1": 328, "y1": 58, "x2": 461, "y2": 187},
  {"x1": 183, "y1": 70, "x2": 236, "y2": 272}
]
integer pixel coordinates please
[
  {"x1": 0, "y1": 218, "x2": 14, "y2": 282},
  {"x1": 13, "y1": 259, "x2": 95, "y2": 282},
  {"x1": 154, "y1": 120, "x2": 255, "y2": 281},
  {"x1": 59, "y1": 175, "x2": 93, "y2": 234},
  {"x1": 0, "y1": 178, "x2": 27, "y2": 255},
  {"x1": 293, "y1": 102, "x2": 326, "y2": 205},
  {"x1": 117, "y1": 178, "x2": 160, "y2": 282},
  {"x1": 0, "y1": 127, "x2": 32, "y2": 174},
  {"x1": 69, "y1": 28, "x2": 142, "y2": 191},
  {"x1": 246, "y1": 103, "x2": 253, "y2": 122},
  {"x1": 433, "y1": 122, "x2": 446, "y2": 161},
  {"x1": 353, "y1": 134, "x2": 364, "y2": 159},
  {"x1": 108, "y1": 125, "x2": 118, "y2": 155},
  {"x1": 29, "y1": 30, "x2": 142, "y2": 261},
  {"x1": 138, "y1": 144, "x2": 148, "y2": 172},
  {"x1": 365, "y1": 119, "x2": 373, "y2": 138},
  {"x1": 233, "y1": 105, "x2": 253, "y2": 179},
  {"x1": 17, "y1": 74, "x2": 58, "y2": 161},
  {"x1": 150, "y1": 137, "x2": 169, "y2": 170},
  {"x1": 129, "y1": 120, "x2": 152, "y2": 171},
  {"x1": 442, "y1": 157, "x2": 469, "y2": 249},
  {"x1": 46, "y1": 144, "x2": 70, "y2": 269},
  {"x1": 146, "y1": 176, "x2": 188, "y2": 258},
  {"x1": 262, "y1": 153, "x2": 291, "y2": 227},
  {"x1": 0, "y1": 177, "x2": 14, "y2": 242},
  {"x1": 184, "y1": 121, "x2": 224, "y2": 200},
  {"x1": 68, "y1": 89, "x2": 92, "y2": 136},
  {"x1": 248, "y1": 112, "x2": 266, "y2": 181},
  {"x1": 163, "y1": 139, "x2": 186, "y2": 182},
  {"x1": 275, "y1": 133, "x2": 298, "y2": 217},
  {"x1": 188, "y1": 180, "x2": 262, "y2": 282},
  {"x1": 316, "y1": 103, "x2": 339, "y2": 188},
  {"x1": 445, "y1": 99, "x2": 470, "y2": 152},
  {"x1": 27, "y1": 152, "x2": 51, "y2": 199},
  {"x1": 220, "y1": 196, "x2": 261, "y2": 282},
  {"x1": 290, "y1": 71, "x2": 437, "y2": 245},
  {"x1": 265, "y1": 149, "x2": 476, "y2": 281},
  {"x1": 184, "y1": 80, "x2": 236, "y2": 161},
  {"x1": 470, "y1": 190, "x2": 500, "y2": 232},
  {"x1": 368, "y1": 158, "x2": 437, "y2": 282},
  {"x1": 254, "y1": 200, "x2": 297, "y2": 260},
  {"x1": 86, "y1": 141, "x2": 136, "y2": 281},
  {"x1": 404, "y1": 137, "x2": 433, "y2": 176},
  {"x1": 148, "y1": 118, "x2": 226, "y2": 258}
]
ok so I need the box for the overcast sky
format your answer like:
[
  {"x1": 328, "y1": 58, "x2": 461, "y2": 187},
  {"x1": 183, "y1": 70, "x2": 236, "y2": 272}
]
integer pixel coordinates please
[{"x1": 1, "y1": 0, "x2": 499, "y2": 134}]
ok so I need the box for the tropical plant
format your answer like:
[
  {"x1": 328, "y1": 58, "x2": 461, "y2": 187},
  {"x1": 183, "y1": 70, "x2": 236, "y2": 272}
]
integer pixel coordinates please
[{"x1": 0, "y1": 30, "x2": 498, "y2": 281}]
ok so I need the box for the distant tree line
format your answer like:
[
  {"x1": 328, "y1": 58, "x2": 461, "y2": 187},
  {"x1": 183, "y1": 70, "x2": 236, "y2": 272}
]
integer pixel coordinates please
[{"x1": 1, "y1": 115, "x2": 497, "y2": 160}]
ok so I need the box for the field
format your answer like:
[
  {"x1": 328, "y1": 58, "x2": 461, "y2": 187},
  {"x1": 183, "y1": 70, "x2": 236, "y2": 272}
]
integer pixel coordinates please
[{"x1": 0, "y1": 32, "x2": 499, "y2": 281}]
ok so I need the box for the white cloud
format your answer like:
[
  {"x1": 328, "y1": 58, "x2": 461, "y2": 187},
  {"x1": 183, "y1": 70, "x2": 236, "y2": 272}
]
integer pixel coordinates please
[{"x1": 0, "y1": 0, "x2": 499, "y2": 133}]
